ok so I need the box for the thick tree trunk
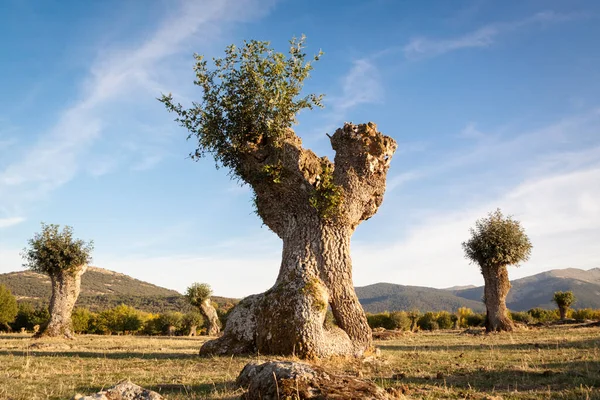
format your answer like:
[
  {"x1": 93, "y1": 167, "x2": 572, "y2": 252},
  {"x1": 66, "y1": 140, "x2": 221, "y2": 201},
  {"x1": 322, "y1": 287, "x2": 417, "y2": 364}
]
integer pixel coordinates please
[
  {"x1": 482, "y1": 265, "x2": 514, "y2": 332},
  {"x1": 200, "y1": 298, "x2": 221, "y2": 336},
  {"x1": 37, "y1": 265, "x2": 87, "y2": 339},
  {"x1": 200, "y1": 123, "x2": 396, "y2": 358},
  {"x1": 558, "y1": 306, "x2": 567, "y2": 320}
]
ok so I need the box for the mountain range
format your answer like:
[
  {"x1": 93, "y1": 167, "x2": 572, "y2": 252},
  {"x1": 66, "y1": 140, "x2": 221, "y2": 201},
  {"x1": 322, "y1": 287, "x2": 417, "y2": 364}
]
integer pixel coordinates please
[{"x1": 1, "y1": 266, "x2": 599, "y2": 313}]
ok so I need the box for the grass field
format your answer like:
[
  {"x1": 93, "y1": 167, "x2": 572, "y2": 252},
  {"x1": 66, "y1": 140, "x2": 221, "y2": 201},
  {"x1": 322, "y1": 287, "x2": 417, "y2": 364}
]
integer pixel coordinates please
[{"x1": 0, "y1": 325, "x2": 599, "y2": 399}]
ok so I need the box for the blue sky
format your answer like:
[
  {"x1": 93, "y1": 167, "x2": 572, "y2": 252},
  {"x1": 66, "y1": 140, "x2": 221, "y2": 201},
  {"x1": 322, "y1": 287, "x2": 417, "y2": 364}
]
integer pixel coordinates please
[{"x1": 1, "y1": 0, "x2": 599, "y2": 297}]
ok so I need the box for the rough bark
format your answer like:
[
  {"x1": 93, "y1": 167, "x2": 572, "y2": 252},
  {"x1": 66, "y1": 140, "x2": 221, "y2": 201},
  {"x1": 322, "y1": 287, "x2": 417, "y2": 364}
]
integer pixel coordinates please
[
  {"x1": 482, "y1": 264, "x2": 514, "y2": 332},
  {"x1": 37, "y1": 265, "x2": 87, "y2": 339},
  {"x1": 237, "y1": 361, "x2": 393, "y2": 400},
  {"x1": 558, "y1": 306, "x2": 568, "y2": 320},
  {"x1": 200, "y1": 298, "x2": 221, "y2": 336},
  {"x1": 200, "y1": 123, "x2": 397, "y2": 358}
]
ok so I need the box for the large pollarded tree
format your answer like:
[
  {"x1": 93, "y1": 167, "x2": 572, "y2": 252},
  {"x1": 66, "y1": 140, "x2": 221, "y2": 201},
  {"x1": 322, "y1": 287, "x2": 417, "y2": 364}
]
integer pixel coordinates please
[
  {"x1": 22, "y1": 223, "x2": 93, "y2": 338},
  {"x1": 160, "y1": 37, "x2": 397, "y2": 358},
  {"x1": 462, "y1": 209, "x2": 532, "y2": 332},
  {"x1": 553, "y1": 291, "x2": 575, "y2": 320},
  {"x1": 185, "y1": 282, "x2": 221, "y2": 335}
]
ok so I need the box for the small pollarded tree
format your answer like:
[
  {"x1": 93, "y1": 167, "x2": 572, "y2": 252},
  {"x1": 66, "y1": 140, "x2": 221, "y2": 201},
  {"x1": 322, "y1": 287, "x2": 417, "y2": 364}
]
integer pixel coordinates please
[
  {"x1": 553, "y1": 291, "x2": 575, "y2": 320},
  {"x1": 462, "y1": 209, "x2": 532, "y2": 332},
  {"x1": 185, "y1": 282, "x2": 220, "y2": 336},
  {"x1": 161, "y1": 37, "x2": 397, "y2": 358},
  {"x1": 0, "y1": 284, "x2": 18, "y2": 331},
  {"x1": 22, "y1": 223, "x2": 93, "y2": 338}
]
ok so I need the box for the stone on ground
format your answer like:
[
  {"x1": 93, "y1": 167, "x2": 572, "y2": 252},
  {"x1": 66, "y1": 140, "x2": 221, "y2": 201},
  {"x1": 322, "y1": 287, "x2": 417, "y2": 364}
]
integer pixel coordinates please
[{"x1": 72, "y1": 380, "x2": 162, "y2": 400}]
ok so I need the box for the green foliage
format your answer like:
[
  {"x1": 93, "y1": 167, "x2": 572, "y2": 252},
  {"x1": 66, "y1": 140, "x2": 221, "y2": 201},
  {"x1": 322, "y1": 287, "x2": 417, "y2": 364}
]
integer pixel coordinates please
[
  {"x1": 436, "y1": 311, "x2": 454, "y2": 329},
  {"x1": 418, "y1": 312, "x2": 439, "y2": 331},
  {"x1": 10, "y1": 303, "x2": 50, "y2": 332},
  {"x1": 0, "y1": 284, "x2": 18, "y2": 328},
  {"x1": 100, "y1": 304, "x2": 144, "y2": 334},
  {"x1": 155, "y1": 311, "x2": 184, "y2": 335},
  {"x1": 510, "y1": 311, "x2": 535, "y2": 324},
  {"x1": 456, "y1": 307, "x2": 473, "y2": 328},
  {"x1": 367, "y1": 311, "x2": 412, "y2": 331},
  {"x1": 22, "y1": 223, "x2": 93, "y2": 276},
  {"x1": 462, "y1": 209, "x2": 532, "y2": 271},
  {"x1": 553, "y1": 291, "x2": 575, "y2": 308},
  {"x1": 72, "y1": 307, "x2": 94, "y2": 334},
  {"x1": 527, "y1": 307, "x2": 559, "y2": 323},
  {"x1": 465, "y1": 313, "x2": 486, "y2": 327},
  {"x1": 308, "y1": 161, "x2": 343, "y2": 220},
  {"x1": 181, "y1": 311, "x2": 204, "y2": 334},
  {"x1": 159, "y1": 36, "x2": 323, "y2": 179},
  {"x1": 571, "y1": 308, "x2": 600, "y2": 321},
  {"x1": 185, "y1": 282, "x2": 212, "y2": 308}
]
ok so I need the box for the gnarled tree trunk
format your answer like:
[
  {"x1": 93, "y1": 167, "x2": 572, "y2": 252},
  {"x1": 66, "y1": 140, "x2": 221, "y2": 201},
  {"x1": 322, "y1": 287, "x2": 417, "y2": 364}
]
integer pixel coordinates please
[
  {"x1": 200, "y1": 298, "x2": 221, "y2": 336},
  {"x1": 200, "y1": 123, "x2": 397, "y2": 358},
  {"x1": 558, "y1": 306, "x2": 568, "y2": 320},
  {"x1": 37, "y1": 265, "x2": 87, "y2": 338},
  {"x1": 482, "y1": 265, "x2": 514, "y2": 332}
]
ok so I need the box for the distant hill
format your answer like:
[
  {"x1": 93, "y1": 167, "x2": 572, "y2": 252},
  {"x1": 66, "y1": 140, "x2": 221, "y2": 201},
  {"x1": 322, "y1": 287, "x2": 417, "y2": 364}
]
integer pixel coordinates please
[
  {"x1": 355, "y1": 283, "x2": 486, "y2": 313},
  {"x1": 0, "y1": 267, "x2": 236, "y2": 313},
  {"x1": 454, "y1": 267, "x2": 600, "y2": 311},
  {"x1": 2, "y1": 266, "x2": 599, "y2": 314}
]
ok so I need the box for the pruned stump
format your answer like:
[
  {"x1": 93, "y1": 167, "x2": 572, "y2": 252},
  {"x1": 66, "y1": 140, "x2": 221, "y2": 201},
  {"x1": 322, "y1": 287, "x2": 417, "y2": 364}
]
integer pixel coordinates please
[{"x1": 236, "y1": 361, "x2": 393, "y2": 399}]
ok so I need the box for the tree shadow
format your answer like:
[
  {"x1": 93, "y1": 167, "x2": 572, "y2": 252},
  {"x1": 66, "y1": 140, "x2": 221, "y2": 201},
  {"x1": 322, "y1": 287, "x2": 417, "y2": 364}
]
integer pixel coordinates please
[
  {"x1": 73, "y1": 382, "x2": 241, "y2": 399},
  {"x1": 0, "y1": 349, "x2": 200, "y2": 360}
]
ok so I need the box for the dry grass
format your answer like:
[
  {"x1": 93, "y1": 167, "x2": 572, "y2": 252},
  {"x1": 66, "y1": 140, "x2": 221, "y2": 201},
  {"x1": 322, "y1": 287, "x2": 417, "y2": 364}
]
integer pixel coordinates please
[{"x1": 0, "y1": 325, "x2": 599, "y2": 399}]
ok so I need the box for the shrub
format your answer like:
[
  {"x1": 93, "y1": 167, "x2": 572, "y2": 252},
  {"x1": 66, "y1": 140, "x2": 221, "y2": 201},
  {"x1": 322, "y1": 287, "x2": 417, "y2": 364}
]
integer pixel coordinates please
[
  {"x1": 418, "y1": 312, "x2": 439, "y2": 331},
  {"x1": 100, "y1": 304, "x2": 144, "y2": 334},
  {"x1": 510, "y1": 311, "x2": 535, "y2": 324},
  {"x1": 72, "y1": 308, "x2": 95, "y2": 334},
  {"x1": 0, "y1": 284, "x2": 18, "y2": 330},
  {"x1": 155, "y1": 311, "x2": 184, "y2": 335},
  {"x1": 465, "y1": 313, "x2": 485, "y2": 327},
  {"x1": 572, "y1": 308, "x2": 600, "y2": 321},
  {"x1": 436, "y1": 311, "x2": 454, "y2": 330},
  {"x1": 367, "y1": 312, "x2": 395, "y2": 330},
  {"x1": 390, "y1": 311, "x2": 412, "y2": 331},
  {"x1": 181, "y1": 311, "x2": 204, "y2": 335},
  {"x1": 527, "y1": 308, "x2": 559, "y2": 323},
  {"x1": 456, "y1": 307, "x2": 473, "y2": 328}
]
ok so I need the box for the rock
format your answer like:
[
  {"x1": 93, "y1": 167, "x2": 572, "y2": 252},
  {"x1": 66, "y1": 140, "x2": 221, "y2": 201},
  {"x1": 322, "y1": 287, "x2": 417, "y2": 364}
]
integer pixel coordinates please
[
  {"x1": 236, "y1": 361, "x2": 394, "y2": 399},
  {"x1": 72, "y1": 380, "x2": 162, "y2": 400}
]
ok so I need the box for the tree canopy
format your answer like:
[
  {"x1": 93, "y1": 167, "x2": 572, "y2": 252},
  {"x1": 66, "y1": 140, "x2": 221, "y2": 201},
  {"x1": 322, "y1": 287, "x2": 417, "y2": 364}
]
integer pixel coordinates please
[
  {"x1": 553, "y1": 291, "x2": 575, "y2": 308},
  {"x1": 462, "y1": 209, "x2": 532, "y2": 271},
  {"x1": 159, "y1": 36, "x2": 323, "y2": 179},
  {"x1": 0, "y1": 284, "x2": 18, "y2": 327},
  {"x1": 185, "y1": 283, "x2": 213, "y2": 307},
  {"x1": 22, "y1": 223, "x2": 94, "y2": 276}
]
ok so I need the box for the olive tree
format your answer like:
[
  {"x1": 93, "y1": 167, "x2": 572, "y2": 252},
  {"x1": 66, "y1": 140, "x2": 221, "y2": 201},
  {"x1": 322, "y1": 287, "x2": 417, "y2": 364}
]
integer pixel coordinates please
[
  {"x1": 22, "y1": 223, "x2": 93, "y2": 338},
  {"x1": 160, "y1": 37, "x2": 397, "y2": 358},
  {"x1": 185, "y1": 282, "x2": 220, "y2": 335},
  {"x1": 0, "y1": 284, "x2": 18, "y2": 331},
  {"x1": 553, "y1": 291, "x2": 575, "y2": 320},
  {"x1": 462, "y1": 209, "x2": 532, "y2": 332}
]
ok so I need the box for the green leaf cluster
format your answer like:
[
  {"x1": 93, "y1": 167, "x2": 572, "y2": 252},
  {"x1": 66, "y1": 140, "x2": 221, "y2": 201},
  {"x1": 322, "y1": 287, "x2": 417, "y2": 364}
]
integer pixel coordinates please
[
  {"x1": 552, "y1": 291, "x2": 575, "y2": 308},
  {"x1": 22, "y1": 223, "x2": 93, "y2": 276},
  {"x1": 0, "y1": 284, "x2": 18, "y2": 327},
  {"x1": 185, "y1": 282, "x2": 212, "y2": 307},
  {"x1": 159, "y1": 36, "x2": 324, "y2": 180},
  {"x1": 462, "y1": 209, "x2": 532, "y2": 271},
  {"x1": 309, "y1": 161, "x2": 343, "y2": 219}
]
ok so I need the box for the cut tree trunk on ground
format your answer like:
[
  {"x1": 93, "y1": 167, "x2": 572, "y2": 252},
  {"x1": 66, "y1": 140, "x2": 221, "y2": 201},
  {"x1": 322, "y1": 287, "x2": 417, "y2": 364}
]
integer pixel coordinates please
[
  {"x1": 236, "y1": 361, "x2": 393, "y2": 400},
  {"x1": 482, "y1": 265, "x2": 514, "y2": 332},
  {"x1": 37, "y1": 265, "x2": 87, "y2": 339},
  {"x1": 200, "y1": 298, "x2": 221, "y2": 336},
  {"x1": 200, "y1": 123, "x2": 397, "y2": 358}
]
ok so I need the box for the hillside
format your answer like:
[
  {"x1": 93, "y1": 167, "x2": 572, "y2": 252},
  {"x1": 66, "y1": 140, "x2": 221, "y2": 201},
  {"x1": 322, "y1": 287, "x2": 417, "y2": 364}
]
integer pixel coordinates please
[
  {"x1": 355, "y1": 282, "x2": 486, "y2": 313},
  {"x1": 0, "y1": 267, "x2": 236, "y2": 313},
  {"x1": 454, "y1": 267, "x2": 600, "y2": 311}
]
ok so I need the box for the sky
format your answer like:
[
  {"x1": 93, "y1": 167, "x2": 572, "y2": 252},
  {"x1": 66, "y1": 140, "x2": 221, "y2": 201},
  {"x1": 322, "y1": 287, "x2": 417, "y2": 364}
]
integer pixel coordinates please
[{"x1": 1, "y1": 0, "x2": 599, "y2": 297}]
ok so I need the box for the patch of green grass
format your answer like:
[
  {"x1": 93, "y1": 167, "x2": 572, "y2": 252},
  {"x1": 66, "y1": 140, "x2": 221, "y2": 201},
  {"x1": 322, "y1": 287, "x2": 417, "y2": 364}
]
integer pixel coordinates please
[{"x1": 0, "y1": 325, "x2": 598, "y2": 399}]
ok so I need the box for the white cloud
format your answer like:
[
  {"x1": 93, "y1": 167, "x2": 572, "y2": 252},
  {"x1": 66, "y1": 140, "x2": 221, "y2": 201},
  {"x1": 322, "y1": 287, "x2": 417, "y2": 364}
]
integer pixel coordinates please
[
  {"x1": 0, "y1": 217, "x2": 25, "y2": 229},
  {"x1": 0, "y1": 0, "x2": 276, "y2": 218},
  {"x1": 403, "y1": 10, "x2": 585, "y2": 59}
]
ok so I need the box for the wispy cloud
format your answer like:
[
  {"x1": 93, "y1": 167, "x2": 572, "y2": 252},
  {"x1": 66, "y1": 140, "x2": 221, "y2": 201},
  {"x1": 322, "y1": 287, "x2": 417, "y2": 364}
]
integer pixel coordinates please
[
  {"x1": 402, "y1": 10, "x2": 586, "y2": 59},
  {"x1": 0, "y1": 0, "x2": 276, "y2": 217},
  {"x1": 0, "y1": 217, "x2": 25, "y2": 229}
]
